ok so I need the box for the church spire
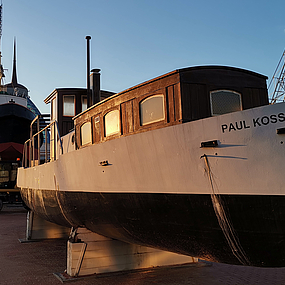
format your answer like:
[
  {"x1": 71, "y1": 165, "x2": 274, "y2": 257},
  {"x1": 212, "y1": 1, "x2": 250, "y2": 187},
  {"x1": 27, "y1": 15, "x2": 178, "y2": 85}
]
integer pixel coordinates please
[{"x1": 12, "y1": 38, "x2": 17, "y2": 85}]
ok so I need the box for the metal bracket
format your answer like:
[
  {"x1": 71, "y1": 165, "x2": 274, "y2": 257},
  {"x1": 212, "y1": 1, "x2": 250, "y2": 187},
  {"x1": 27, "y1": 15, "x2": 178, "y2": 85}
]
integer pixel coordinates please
[{"x1": 201, "y1": 140, "x2": 218, "y2": 148}]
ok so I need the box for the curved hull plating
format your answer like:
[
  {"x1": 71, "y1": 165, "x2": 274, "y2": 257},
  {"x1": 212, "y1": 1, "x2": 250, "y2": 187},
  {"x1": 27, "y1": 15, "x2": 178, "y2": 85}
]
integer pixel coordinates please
[
  {"x1": 20, "y1": 189, "x2": 285, "y2": 267},
  {"x1": 0, "y1": 103, "x2": 35, "y2": 146},
  {"x1": 0, "y1": 102, "x2": 35, "y2": 193},
  {"x1": 18, "y1": 102, "x2": 285, "y2": 267}
]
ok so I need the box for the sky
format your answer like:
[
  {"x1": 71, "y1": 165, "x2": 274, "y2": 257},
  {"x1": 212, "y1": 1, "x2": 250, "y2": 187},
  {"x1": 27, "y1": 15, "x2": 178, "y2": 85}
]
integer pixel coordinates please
[{"x1": 1, "y1": 0, "x2": 285, "y2": 113}]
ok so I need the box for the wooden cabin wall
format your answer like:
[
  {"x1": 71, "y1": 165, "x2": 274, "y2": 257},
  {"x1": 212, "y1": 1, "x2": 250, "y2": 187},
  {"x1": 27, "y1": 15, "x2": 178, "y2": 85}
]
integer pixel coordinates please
[
  {"x1": 92, "y1": 114, "x2": 102, "y2": 143},
  {"x1": 180, "y1": 83, "x2": 268, "y2": 122},
  {"x1": 74, "y1": 66, "x2": 268, "y2": 149},
  {"x1": 121, "y1": 100, "x2": 135, "y2": 135},
  {"x1": 242, "y1": 88, "x2": 269, "y2": 109},
  {"x1": 75, "y1": 73, "x2": 182, "y2": 148},
  {"x1": 62, "y1": 121, "x2": 74, "y2": 136},
  {"x1": 179, "y1": 68, "x2": 268, "y2": 122},
  {"x1": 56, "y1": 90, "x2": 74, "y2": 137},
  {"x1": 53, "y1": 89, "x2": 87, "y2": 137},
  {"x1": 180, "y1": 83, "x2": 209, "y2": 122},
  {"x1": 166, "y1": 84, "x2": 182, "y2": 123}
]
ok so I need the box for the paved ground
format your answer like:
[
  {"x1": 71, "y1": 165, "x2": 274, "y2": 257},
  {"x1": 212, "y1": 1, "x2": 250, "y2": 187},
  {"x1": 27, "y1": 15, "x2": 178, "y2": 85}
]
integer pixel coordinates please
[{"x1": 2, "y1": 204, "x2": 285, "y2": 284}]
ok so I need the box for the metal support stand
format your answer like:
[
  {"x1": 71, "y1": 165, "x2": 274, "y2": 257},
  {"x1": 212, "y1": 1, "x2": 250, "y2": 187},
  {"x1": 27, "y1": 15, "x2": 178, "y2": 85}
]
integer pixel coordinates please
[{"x1": 19, "y1": 210, "x2": 70, "y2": 243}]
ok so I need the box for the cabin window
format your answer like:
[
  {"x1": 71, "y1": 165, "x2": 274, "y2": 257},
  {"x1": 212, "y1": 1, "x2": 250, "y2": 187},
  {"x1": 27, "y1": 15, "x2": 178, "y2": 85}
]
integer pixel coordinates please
[
  {"x1": 104, "y1": 110, "x2": 120, "y2": 137},
  {"x1": 140, "y1": 94, "x2": 165, "y2": 126},
  {"x1": 81, "y1": 122, "x2": 92, "y2": 146},
  {"x1": 63, "y1": 95, "x2": 75, "y2": 116},
  {"x1": 210, "y1": 90, "x2": 242, "y2": 116},
  {"x1": 82, "y1": 96, "x2": 87, "y2": 112}
]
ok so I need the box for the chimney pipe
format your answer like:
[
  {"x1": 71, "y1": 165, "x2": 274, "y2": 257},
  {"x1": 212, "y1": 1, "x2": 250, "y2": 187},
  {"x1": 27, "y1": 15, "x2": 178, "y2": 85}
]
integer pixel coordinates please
[
  {"x1": 85, "y1": 35, "x2": 91, "y2": 108},
  {"x1": 90, "y1": 69, "x2": 101, "y2": 104}
]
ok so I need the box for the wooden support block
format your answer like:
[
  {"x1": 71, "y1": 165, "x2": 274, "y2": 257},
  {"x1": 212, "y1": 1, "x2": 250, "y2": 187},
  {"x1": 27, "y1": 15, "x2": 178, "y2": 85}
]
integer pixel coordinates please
[{"x1": 67, "y1": 228, "x2": 198, "y2": 277}]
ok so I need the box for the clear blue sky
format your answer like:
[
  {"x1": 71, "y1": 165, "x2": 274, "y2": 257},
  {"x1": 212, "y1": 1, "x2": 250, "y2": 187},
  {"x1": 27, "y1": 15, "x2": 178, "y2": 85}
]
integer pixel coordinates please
[{"x1": 1, "y1": 0, "x2": 285, "y2": 113}]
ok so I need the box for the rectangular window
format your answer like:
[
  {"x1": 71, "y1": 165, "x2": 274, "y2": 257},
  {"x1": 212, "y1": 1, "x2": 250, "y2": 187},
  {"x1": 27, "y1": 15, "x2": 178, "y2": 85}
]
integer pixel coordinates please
[{"x1": 63, "y1": 95, "x2": 75, "y2": 116}]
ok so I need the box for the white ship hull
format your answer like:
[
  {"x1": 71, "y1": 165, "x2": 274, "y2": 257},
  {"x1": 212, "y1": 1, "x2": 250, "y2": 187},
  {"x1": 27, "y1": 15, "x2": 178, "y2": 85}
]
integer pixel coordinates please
[{"x1": 18, "y1": 102, "x2": 285, "y2": 266}]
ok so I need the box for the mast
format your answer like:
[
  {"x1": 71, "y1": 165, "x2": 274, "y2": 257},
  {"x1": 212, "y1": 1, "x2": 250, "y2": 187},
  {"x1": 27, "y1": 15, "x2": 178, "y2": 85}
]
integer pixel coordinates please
[{"x1": 268, "y1": 50, "x2": 285, "y2": 104}]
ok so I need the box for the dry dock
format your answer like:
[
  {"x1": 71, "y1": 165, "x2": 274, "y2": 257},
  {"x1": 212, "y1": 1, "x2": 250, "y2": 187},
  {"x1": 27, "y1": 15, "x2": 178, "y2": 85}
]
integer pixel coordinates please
[{"x1": 1, "y1": 204, "x2": 285, "y2": 285}]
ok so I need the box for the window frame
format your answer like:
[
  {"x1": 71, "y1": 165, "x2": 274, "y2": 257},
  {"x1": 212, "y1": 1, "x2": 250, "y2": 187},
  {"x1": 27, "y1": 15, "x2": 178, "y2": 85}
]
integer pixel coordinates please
[
  {"x1": 63, "y1": 95, "x2": 76, "y2": 117},
  {"x1": 138, "y1": 93, "x2": 167, "y2": 128},
  {"x1": 210, "y1": 90, "x2": 242, "y2": 116},
  {"x1": 80, "y1": 120, "x2": 92, "y2": 147},
  {"x1": 103, "y1": 107, "x2": 121, "y2": 139}
]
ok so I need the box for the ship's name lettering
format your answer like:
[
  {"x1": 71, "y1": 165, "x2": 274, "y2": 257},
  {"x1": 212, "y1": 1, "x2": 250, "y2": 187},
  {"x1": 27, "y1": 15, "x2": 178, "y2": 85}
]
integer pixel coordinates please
[{"x1": 221, "y1": 112, "x2": 285, "y2": 133}]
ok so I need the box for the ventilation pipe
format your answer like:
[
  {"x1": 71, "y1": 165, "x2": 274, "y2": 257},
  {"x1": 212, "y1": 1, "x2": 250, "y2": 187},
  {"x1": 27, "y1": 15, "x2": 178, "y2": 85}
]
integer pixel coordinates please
[
  {"x1": 90, "y1": 69, "x2": 101, "y2": 104},
  {"x1": 86, "y1": 36, "x2": 101, "y2": 106},
  {"x1": 85, "y1": 35, "x2": 91, "y2": 108}
]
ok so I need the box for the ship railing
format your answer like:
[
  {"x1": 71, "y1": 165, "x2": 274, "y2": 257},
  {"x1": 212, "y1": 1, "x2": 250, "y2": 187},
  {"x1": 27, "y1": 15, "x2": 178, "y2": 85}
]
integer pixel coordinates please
[{"x1": 23, "y1": 115, "x2": 63, "y2": 168}]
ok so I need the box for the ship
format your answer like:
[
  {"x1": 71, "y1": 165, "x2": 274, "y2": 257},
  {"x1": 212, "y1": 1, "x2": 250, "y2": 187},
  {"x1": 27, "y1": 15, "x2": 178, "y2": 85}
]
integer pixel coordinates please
[
  {"x1": 0, "y1": 4, "x2": 41, "y2": 210},
  {"x1": 17, "y1": 40, "x2": 285, "y2": 267}
]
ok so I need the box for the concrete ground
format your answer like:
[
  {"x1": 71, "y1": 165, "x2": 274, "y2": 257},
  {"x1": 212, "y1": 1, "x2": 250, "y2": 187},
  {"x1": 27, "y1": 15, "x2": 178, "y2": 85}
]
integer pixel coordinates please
[{"x1": 1, "y1": 204, "x2": 285, "y2": 285}]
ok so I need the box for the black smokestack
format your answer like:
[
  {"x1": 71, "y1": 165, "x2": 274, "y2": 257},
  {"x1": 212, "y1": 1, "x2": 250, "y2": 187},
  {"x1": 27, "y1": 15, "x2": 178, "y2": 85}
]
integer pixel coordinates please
[
  {"x1": 91, "y1": 69, "x2": 101, "y2": 104},
  {"x1": 85, "y1": 35, "x2": 91, "y2": 108}
]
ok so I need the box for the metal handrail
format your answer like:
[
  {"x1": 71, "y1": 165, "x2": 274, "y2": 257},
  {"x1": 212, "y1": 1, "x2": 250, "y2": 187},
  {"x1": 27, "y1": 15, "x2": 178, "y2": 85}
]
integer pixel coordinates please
[{"x1": 23, "y1": 117, "x2": 63, "y2": 168}]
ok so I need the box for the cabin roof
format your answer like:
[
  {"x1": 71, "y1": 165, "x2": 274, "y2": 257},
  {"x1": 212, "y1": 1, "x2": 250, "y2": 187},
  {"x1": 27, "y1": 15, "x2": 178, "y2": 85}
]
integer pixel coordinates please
[
  {"x1": 74, "y1": 65, "x2": 267, "y2": 120},
  {"x1": 44, "y1": 88, "x2": 87, "y2": 104},
  {"x1": 179, "y1": 65, "x2": 268, "y2": 79}
]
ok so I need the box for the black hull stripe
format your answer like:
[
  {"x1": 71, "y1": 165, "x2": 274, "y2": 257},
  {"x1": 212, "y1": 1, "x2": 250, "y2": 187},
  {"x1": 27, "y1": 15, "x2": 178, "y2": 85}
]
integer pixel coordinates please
[{"x1": 21, "y1": 188, "x2": 285, "y2": 267}]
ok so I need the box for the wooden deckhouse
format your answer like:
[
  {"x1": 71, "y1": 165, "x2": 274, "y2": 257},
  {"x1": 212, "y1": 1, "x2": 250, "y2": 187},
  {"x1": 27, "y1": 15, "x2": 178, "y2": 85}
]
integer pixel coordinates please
[
  {"x1": 44, "y1": 88, "x2": 115, "y2": 137},
  {"x1": 73, "y1": 66, "x2": 268, "y2": 149}
]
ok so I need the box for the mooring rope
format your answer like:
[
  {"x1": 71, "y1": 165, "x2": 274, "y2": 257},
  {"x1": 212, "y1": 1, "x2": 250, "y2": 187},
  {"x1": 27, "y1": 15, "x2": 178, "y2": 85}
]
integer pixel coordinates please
[{"x1": 201, "y1": 154, "x2": 251, "y2": 266}]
